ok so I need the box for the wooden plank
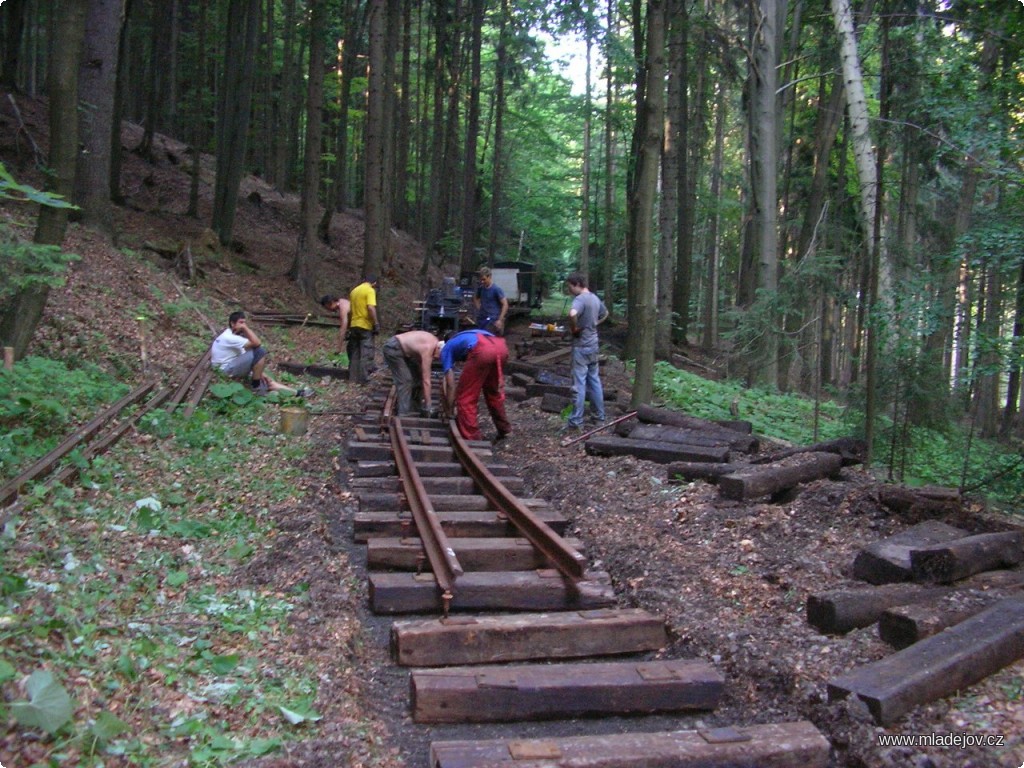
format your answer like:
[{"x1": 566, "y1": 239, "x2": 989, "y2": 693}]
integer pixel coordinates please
[
  {"x1": 353, "y1": 461, "x2": 509, "y2": 479},
  {"x1": 412, "y1": 657, "x2": 724, "y2": 723},
  {"x1": 828, "y1": 597, "x2": 1024, "y2": 725},
  {"x1": 718, "y1": 452, "x2": 843, "y2": 501},
  {"x1": 368, "y1": 536, "x2": 584, "y2": 571},
  {"x1": 627, "y1": 424, "x2": 758, "y2": 454},
  {"x1": 752, "y1": 437, "x2": 867, "y2": 466},
  {"x1": 347, "y1": 441, "x2": 479, "y2": 463},
  {"x1": 878, "y1": 569, "x2": 1024, "y2": 648},
  {"x1": 878, "y1": 600, "x2": 988, "y2": 650},
  {"x1": 910, "y1": 531, "x2": 1024, "y2": 583},
  {"x1": 584, "y1": 435, "x2": 729, "y2": 464},
  {"x1": 370, "y1": 570, "x2": 616, "y2": 614},
  {"x1": 352, "y1": 475, "x2": 525, "y2": 495},
  {"x1": 359, "y1": 494, "x2": 548, "y2": 513},
  {"x1": 354, "y1": 509, "x2": 566, "y2": 541},
  {"x1": 666, "y1": 462, "x2": 748, "y2": 484},
  {"x1": 635, "y1": 404, "x2": 754, "y2": 438},
  {"x1": 806, "y1": 583, "x2": 951, "y2": 634},
  {"x1": 852, "y1": 521, "x2": 967, "y2": 585},
  {"x1": 429, "y1": 720, "x2": 830, "y2": 768},
  {"x1": 392, "y1": 608, "x2": 667, "y2": 666}
]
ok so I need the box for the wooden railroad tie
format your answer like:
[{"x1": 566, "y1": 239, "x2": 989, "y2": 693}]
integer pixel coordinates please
[
  {"x1": 828, "y1": 596, "x2": 1024, "y2": 725},
  {"x1": 391, "y1": 608, "x2": 667, "y2": 666},
  {"x1": 368, "y1": 570, "x2": 616, "y2": 614},
  {"x1": 429, "y1": 720, "x2": 830, "y2": 767},
  {"x1": 353, "y1": 508, "x2": 565, "y2": 542},
  {"x1": 367, "y1": 536, "x2": 585, "y2": 572},
  {"x1": 411, "y1": 657, "x2": 724, "y2": 723}
]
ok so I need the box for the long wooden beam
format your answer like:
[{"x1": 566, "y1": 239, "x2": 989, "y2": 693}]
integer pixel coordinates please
[{"x1": 429, "y1": 720, "x2": 831, "y2": 768}]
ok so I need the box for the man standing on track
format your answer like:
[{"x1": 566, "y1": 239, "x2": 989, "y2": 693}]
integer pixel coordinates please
[
  {"x1": 347, "y1": 275, "x2": 379, "y2": 384},
  {"x1": 563, "y1": 271, "x2": 608, "y2": 432},
  {"x1": 382, "y1": 330, "x2": 444, "y2": 417},
  {"x1": 440, "y1": 328, "x2": 512, "y2": 442},
  {"x1": 473, "y1": 266, "x2": 509, "y2": 336}
]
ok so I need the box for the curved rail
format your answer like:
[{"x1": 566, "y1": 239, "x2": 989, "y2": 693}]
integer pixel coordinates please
[
  {"x1": 446, "y1": 419, "x2": 589, "y2": 581},
  {"x1": 389, "y1": 417, "x2": 463, "y2": 614}
]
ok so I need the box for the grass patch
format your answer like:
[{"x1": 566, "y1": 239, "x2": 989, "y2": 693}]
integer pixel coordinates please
[
  {"x1": 0, "y1": 385, "x2": 356, "y2": 766},
  {"x1": 652, "y1": 361, "x2": 1024, "y2": 511}
]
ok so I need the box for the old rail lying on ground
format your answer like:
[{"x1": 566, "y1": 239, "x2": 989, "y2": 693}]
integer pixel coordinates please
[
  {"x1": 346, "y1": 365, "x2": 830, "y2": 768},
  {"x1": 0, "y1": 352, "x2": 211, "y2": 521}
]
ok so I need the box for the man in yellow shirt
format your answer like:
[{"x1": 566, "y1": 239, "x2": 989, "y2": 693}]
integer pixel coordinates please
[{"x1": 347, "y1": 275, "x2": 379, "y2": 384}]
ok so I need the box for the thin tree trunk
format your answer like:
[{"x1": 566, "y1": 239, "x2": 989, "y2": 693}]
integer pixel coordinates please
[
  {"x1": 628, "y1": 0, "x2": 665, "y2": 407},
  {"x1": 363, "y1": 0, "x2": 388, "y2": 278},
  {"x1": 751, "y1": 0, "x2": 780, "y2": 386},
  {"x1": 487, "y1": 0, "x2": 508, "y2": 264},
  {"x1": 458, "y1": 0, "x2": 483, "y2": 272},
  {"x1": 211, "y1": 0, "x2": 260, "y2": 245},
  {"x1": 76, "y1": 0, "x2": 126, "y2": 232},
  {"x1": 290, "y1": 0, "x2": 326, "y2": 296},
  {"x1": 602, "y1": 0, "x2": 616, "y2": 318},
  {"x1": 579, "y1": 3, "x2": 593, "y2": 277},
  {"x1": 701, "y1": 80, "x2": 725, "y2": 352},
  {"x1": 0, "y1": 0, "x2": 87, "y2": 359},
  {"x1": 655, "y1": 0, "x2": 681, "y2": 360}
]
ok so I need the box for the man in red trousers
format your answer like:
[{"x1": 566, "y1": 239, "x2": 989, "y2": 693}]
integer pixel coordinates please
[{"x1": 440, "y1": 328, "x2": 512, "y2": 442}]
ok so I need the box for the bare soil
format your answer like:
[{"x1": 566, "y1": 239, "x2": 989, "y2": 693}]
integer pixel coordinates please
[{"x1": 2, "y1": 88, "x2": 1022, "y2": 768}]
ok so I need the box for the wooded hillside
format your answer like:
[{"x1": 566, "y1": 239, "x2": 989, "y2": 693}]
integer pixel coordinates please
[{"x1": 1, "y1": 0, "x2": 1023, "y2": 453}]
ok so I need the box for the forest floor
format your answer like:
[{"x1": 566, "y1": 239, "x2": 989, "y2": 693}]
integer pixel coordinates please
[{"x1": 2, "y1": 88, "x2": 1023, "y2": 768}]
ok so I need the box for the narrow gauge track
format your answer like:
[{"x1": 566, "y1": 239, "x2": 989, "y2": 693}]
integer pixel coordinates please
[
  {"x1": 0, "y1": 351, "x2": 212, "y2": 522},
  {"x1": 345, "y1": 369, "x2": 832, "y2": 767}
]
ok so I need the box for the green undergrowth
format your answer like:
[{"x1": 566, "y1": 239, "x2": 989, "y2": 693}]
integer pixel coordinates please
[
  {"x1": 0, "y1": 368, "x2": 350, "y2": 766},
  {"x1": 653, "y1": 362, "x2": 1024, "y2": 511},
  {"x1": 0, "y1": 357, "x2": 131, "y2": 484}
]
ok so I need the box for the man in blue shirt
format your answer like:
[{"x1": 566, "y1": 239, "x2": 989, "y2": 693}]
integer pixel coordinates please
[
  {"x1": 473, "y1": 266, "x2": 509, "y2": 335},
  {"x1": 440, "y1": 329, "x2": 512, "y2": 441}
]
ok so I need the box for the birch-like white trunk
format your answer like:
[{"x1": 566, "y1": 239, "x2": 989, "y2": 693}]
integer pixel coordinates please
[{"x1": 830, "y1": 0, "x2": 878, "y2": 253}]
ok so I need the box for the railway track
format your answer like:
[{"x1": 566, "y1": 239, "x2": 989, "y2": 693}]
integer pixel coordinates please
[
  {"x1": 345, "y1": 368, "x2": 832, "y2": 767},
  {"x1": 0, "y1": 351, "x2": 212, "y2": 522}
]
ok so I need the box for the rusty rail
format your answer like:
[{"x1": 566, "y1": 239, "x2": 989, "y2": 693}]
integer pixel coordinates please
[
  {"x1": 166, "y1": 351, "x2": 212, "y2": 411},
  {"x1": 389, "y1": 417, "x2": 463, "y2": 613},
  {"x1": 0, "y1": 380, "x2": 158, "y2": 508},
  {"x1": 446, "y1": 419, "x2": 588, "y2": 581}
]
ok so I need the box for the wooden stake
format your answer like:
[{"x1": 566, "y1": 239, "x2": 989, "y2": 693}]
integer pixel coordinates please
[{"x1": 3, "y1": 347, "x2": 13, "y2": 371}]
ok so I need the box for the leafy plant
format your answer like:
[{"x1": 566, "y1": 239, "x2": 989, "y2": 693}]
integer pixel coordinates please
[{"x1": 10, "y1": 669, "x2": 75, "y2": 735}]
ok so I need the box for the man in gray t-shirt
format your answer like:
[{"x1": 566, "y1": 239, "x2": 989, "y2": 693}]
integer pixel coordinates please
[{"x1": 564, "y1": 272, "x2": 608, "y2": 430}]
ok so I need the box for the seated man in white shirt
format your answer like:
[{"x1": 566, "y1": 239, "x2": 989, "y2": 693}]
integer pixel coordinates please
[{"x1": 210, "y1": 311, "x2": 305, "y2": 396}]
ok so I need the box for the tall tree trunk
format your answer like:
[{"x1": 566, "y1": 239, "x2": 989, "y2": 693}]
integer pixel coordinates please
[
  {"x1": 458, "y1": 0, "x2": 483, "y2": 273},
  {"x1": 211, "y1": 0, "x2": 260, "y2": 245},
  {"x1": 973, "y1": 263, "x2": 1002, "y2": 438},
  {"x1": 750, "y1": 0, "x2": 780, "y2": 386},
  {"x1": 363, "y1": 0, "x2": 388, "y2": 278},
  {"x1": 393, "y1": 0, "x2": 413, "y2": 229},
  {"x1": 273, "y1": 0, "x2": 297, "y2": 188},
  {"x1": 579, "y1": 2, "x2": 593, "y2": 277},
  {"x1": 1, "y1": 0, "x2": 28, "y2": 90},
  {"x1": 602, "y1": 0, "x2": 616, "y2": 318},
  {"x1": 188, "y1": 0, "x2": 208, "y2": 218},
  {"x1": 139, "y1": 0, "x2": 174, "y2": 160},
  {"x1": 290, "y1": 0, "x2": 326, "y2": 296},
  {"x1": 1001, "y1": 259, "x2": 1024, "y2": 436},
  {"x1": 655, "y1": 0, "x2": 681, "y2": 360},
  {"x1": 76, "y1": 0, "x2": 127, "y2": 232},
  {"x1": 628, "y1": 0, "x2": 665, "y2": 407},
  {"x1": 701, "y1": 80, "x2": 725, "y2": 352},
  {"x1": 487, "y1": 0, "x2": 508, "y2": 264},
  {"x1": 1, "y1": 0, "x2": 87, "y2": 360}
]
